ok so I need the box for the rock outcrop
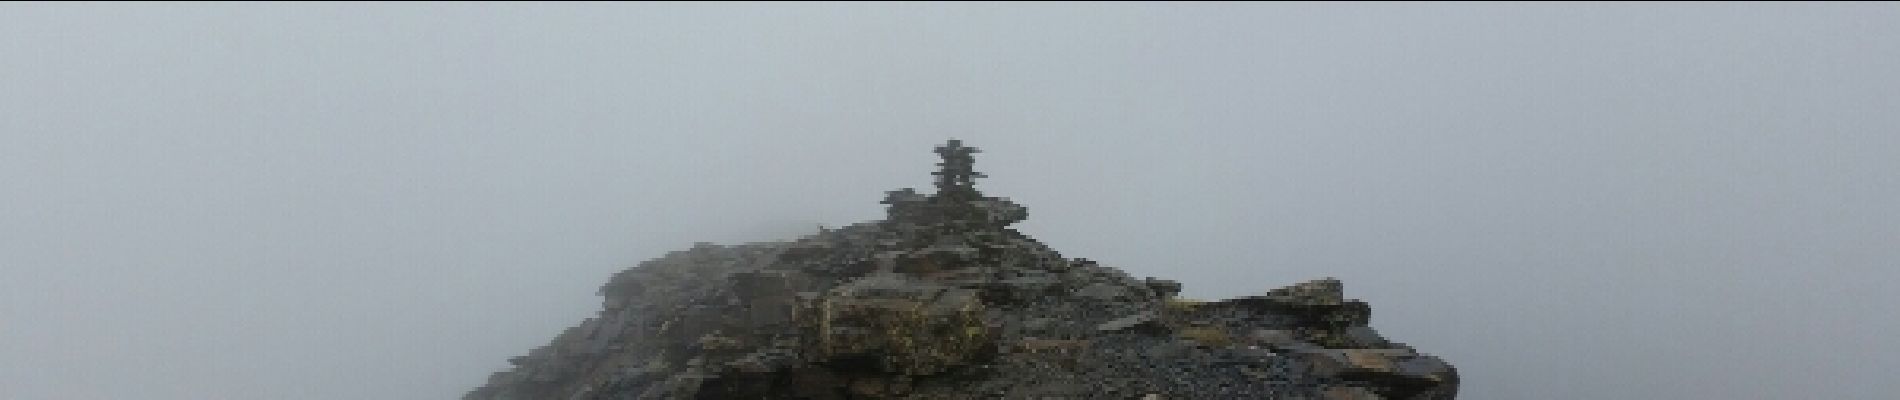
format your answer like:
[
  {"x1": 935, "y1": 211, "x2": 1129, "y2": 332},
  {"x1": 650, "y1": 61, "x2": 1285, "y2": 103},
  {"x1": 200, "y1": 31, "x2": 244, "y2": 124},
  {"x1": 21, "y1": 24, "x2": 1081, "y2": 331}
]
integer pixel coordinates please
[{"x1": 465, "y1": 140, "x2": 1457, "y2": 399}]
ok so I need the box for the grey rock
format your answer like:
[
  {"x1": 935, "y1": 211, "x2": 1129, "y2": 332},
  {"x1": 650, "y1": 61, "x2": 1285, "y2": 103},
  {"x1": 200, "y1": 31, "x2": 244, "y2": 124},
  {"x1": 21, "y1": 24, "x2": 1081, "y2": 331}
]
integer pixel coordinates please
[
  {"x1": 1144, "y1": 277, "x2": 1183, "y2": 299},
  {"x1": 1076, "y1": 282, "x2": 1131, "y2": 301},
  {"x1": 1097, "y1": 310, "x2": 1161, "y2": 332}
]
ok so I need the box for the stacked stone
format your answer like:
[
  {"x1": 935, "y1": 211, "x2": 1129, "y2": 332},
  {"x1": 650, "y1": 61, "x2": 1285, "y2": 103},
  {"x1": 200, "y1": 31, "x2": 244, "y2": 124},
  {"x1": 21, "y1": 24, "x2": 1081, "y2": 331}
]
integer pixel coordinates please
[{"x1": 876, "y1": 139, "x2": 1026, "y2": 276}]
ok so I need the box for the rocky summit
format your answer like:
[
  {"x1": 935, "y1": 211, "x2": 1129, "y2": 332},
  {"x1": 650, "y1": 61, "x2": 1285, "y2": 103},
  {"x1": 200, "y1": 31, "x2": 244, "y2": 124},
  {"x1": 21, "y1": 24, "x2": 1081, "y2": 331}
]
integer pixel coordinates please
[{"x1": 465, "y1": 140, "x2": 1458, "y2": 400}]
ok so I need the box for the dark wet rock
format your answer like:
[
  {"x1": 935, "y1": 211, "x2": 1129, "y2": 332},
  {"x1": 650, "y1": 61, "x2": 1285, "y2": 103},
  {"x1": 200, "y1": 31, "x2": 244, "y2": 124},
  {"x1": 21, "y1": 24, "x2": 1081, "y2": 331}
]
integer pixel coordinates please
[
  {"x1": 1145, "y1": 277, "x2": 1183, "y2": 299},
  {"x1": 465, "y1": 140, "x2": 1457, "y2": 400}
]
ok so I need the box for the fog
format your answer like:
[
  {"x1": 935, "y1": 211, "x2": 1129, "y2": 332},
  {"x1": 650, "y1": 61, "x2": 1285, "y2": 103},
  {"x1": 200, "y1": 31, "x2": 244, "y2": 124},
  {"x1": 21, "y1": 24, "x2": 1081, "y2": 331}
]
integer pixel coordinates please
[{"x1": 3, "y1": 3, "x2": 1896, "y2": 399}]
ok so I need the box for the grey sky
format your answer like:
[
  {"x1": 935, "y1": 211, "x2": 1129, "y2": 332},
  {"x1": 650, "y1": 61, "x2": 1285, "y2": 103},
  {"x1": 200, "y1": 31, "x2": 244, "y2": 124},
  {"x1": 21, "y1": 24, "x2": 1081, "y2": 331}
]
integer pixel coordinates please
[{"x1": 3, "y1": 3, "x2": 1896, "y2": 399}]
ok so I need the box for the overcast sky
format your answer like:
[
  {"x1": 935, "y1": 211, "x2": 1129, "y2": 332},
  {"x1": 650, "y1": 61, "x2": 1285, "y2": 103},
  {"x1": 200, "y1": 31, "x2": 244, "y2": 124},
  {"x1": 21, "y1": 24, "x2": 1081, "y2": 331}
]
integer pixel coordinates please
[{"x1": 3, "y1": 3, "x2": 1896, "y2": 399}]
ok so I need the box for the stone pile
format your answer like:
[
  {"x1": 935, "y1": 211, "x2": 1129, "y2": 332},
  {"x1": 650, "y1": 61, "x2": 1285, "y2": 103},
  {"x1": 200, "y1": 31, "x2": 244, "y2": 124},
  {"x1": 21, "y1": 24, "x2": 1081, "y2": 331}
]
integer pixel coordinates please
[{"x1": 465, "y1": 140, "x2": 1457, "y2": 400}]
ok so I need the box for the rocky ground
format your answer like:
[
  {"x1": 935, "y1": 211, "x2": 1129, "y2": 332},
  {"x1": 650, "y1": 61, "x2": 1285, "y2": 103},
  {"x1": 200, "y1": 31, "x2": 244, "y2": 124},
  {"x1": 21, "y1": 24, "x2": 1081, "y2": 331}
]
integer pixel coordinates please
[{"x1": 464, "y1": 141, "x2": 1457, "y2": 400}]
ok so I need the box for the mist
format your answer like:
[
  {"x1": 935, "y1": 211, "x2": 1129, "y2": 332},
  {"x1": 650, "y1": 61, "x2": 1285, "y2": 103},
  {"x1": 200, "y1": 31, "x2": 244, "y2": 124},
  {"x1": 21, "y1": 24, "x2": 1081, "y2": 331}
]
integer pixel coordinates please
[{"x1": 3, "y1": 3, "x2": 1896, "y2": 399}]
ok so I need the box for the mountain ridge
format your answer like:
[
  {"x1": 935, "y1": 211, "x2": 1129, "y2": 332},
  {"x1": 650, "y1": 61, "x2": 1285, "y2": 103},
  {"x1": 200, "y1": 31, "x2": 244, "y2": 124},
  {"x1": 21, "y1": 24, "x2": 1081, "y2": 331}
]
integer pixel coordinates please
[{"x1": 466, "y1": 140, "x2": 1457, "y2": 399}]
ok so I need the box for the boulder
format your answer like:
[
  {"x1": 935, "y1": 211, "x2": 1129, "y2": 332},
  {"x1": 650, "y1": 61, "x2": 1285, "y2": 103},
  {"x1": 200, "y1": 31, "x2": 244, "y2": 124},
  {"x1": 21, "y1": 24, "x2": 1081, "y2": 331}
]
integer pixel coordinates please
[
  {"x1": 801, "y1": 274, "x2": 992, "y2": 376},
  {"x1": 1143, "y1": 277, "x2": 1183, "y2": 299}
]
